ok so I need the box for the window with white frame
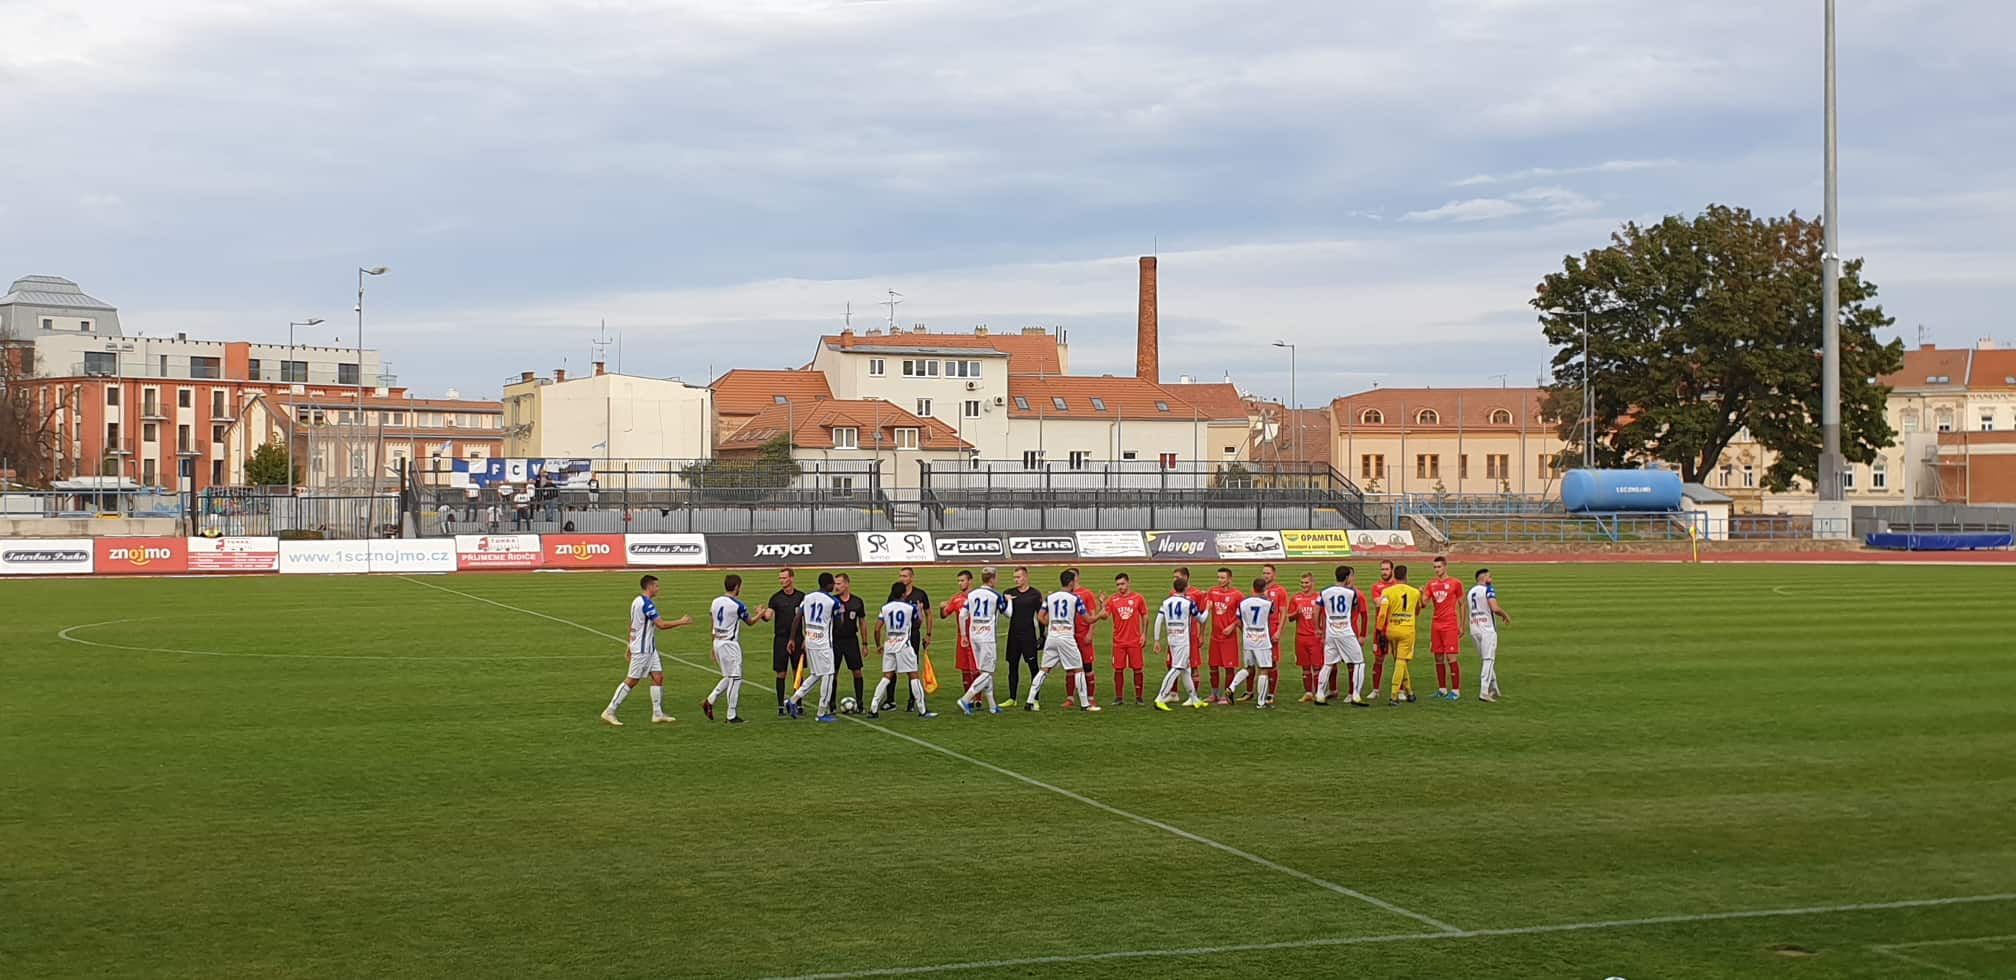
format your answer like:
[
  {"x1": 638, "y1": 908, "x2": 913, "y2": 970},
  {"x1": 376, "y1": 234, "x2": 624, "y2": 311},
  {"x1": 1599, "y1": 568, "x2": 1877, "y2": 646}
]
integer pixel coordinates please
[
  {"x1": 1068, "y1": 450, "x2": 1091, "y2": 469},
  {"x1": 1742, "y1": 465, "x2": 1755, "y2": 487},
  {"x1": 832, "y1": 426, "x2": 859, "y2": 449},
  {"x1": 1901, "y1": 409, "x2": 1921, "y2": 432},
  {"x1": 1090, "y1": 397, "x2": 1107, "y2": 412},
  {"x1": 831, "y1": 475, "x2": 856, "y2": 497},
  {"x1": 962, "y1": 400, "x2": 980, "y2": 419},
  {"x1": 915, "y1": 398, "x2": 932, "y2": 418},
  {"x1": 1981, "y1": 411, "x2": 1996, "y2": 432},
  {"x1": 1022, "y1": 450, "x2": 1043, "y2": 469},
  {"x1": 868, "y1": 358, "x2": 885, "y2": 376},
  {"x1": 1936, "y1": 408, "x2": 1955, "y2": 432},
  {"x1": 893, "y1": 427, "x2": 919, "y2": 449},
  {"x1": 1841, "y1": 466, "x2": 1856, "y2": 490},
  {"x1": 1872, "y1": 458, "x2": 1888, "y2": 490},
  {"x1": 948, "y1": 360, "x2": 983, "y2": 378}
]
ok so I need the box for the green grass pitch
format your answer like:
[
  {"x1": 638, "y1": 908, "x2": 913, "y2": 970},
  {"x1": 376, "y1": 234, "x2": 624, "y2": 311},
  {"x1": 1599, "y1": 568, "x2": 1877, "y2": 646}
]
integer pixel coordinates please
[{"x1": 4, "y1": 561, "x2": 2014, "y2": 979}]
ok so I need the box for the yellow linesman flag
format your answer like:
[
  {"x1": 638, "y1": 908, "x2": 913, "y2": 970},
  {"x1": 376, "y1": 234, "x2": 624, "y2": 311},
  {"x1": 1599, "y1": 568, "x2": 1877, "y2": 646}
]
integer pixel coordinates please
[{"x1": 920, "y1": 650, "x2": 939, "y2": 694}]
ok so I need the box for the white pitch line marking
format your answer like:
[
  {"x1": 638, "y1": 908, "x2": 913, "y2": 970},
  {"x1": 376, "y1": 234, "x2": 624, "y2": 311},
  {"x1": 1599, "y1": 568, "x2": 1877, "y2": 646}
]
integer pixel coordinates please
[
  {"x1": 761, "y1": 893, "x2": 2016, "y2": 980},
  {"x1": 400, "y1": 576, "x2": 1463, "y2": 934},
  {"x1": 55, "y1": 619, "x2": 588, "y2": 662},
  {"x1": 1868, "y1": 933, "x2": 2016, "y2": 979}
]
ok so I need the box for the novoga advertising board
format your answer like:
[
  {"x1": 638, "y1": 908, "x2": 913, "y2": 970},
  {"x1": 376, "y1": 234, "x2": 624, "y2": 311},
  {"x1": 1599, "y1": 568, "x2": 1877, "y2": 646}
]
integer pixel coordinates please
[
  {"x1": 186, "y1": 536, "x2": 282, "y2": 572},
  {"x1": 455, "y1": 534, "x2": 545, "y2": 570},
  {"x1": 624, "y1": 533, "x2": 709, "y2": 567},
  {"x1": 0, "y1": 538, "x2": 95, "y2": 575}
]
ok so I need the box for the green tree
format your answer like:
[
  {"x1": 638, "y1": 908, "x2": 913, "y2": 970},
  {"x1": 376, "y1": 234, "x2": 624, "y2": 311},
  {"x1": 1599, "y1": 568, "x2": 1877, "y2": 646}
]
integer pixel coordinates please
[
  {"x1": 1534, "y1": 205, "x2": 1902, "y2": 490},
  {"x1": 244, "y1": 441, "x2": 296, "y2": 486},
  {"x1": 680, "y1": 434, "x2": 801, "y2": 492}
]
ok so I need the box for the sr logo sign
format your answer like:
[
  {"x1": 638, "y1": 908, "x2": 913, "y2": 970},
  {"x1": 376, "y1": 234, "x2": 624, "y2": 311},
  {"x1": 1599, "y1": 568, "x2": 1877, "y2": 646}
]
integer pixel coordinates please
[{"x1": 856, "y1": 532, "x2": 936, "y2": 563}]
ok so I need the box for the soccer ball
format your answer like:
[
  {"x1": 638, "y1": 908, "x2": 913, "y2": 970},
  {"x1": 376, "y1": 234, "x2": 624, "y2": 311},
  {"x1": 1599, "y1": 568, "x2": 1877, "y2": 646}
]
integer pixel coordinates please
[{"x1": 839, "y1": 697, "x2": 859, "y2": 715}]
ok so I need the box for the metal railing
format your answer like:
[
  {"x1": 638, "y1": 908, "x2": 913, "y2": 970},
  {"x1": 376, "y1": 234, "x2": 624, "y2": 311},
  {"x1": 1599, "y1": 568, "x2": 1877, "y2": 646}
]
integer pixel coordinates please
[
  {"x1": 0, "y1": 489, "x2": 186, "y2": 519},
  {"x1": 412, "y1": 457, "x2": 897, "y2": 534},
  {"x1": 919, "y1": 459, "x2": 1368, "y2": 530}
]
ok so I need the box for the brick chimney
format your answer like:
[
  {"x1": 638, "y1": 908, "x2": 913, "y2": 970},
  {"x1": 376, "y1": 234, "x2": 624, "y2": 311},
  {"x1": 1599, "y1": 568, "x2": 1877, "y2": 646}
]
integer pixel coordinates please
[
  {"x1": 1136, "y1": 255, "x2": 1159, "y2": 383},
  {"x1": 839, "y1": 328, "x2": 854, "y2": 347},
  {"x1": 593, "y1": 361, "x2": 606, "y2": 376},
  {"x1": 554, "y1": 368, "x2": 567, "y2": 383},
  {"x1": 519, "y1": 371, "x2": 535, "y2": 383}
]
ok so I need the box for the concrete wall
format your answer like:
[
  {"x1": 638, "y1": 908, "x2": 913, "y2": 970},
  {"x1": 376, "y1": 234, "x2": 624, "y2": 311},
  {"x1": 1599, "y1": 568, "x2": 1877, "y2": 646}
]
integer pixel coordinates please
[{"x1": 0, "y1": 517, "x2": 181, "y2": 537}]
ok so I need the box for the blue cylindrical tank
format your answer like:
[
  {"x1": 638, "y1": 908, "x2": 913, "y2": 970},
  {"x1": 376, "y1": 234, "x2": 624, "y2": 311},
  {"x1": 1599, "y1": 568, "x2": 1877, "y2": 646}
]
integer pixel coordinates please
[{"x1": 1561, "y1": 468, "x2": 1684, "y2": 512}]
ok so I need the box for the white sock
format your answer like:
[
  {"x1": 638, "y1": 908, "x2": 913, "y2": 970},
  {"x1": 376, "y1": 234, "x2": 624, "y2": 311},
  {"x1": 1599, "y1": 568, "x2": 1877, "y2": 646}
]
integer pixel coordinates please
[
  {"x1": 1073, "y1": 671, "x2": 1089, "y2": 705},
  {"x1": 725, "y1": 678, "x2": 742, "y2": 718},
  {"x1": 791, "y1": 672, "x2": 818, "y2": 703},
  {"x1": 960, "y1": 673, "x2": 988, "y2": 707},
  {"x1": 607, "y1": 683, "x2": 631, "y2": 713},
  {"x1": 1350, "y1": 663, "x2": 1363, "y2": 699},
  {"x1": 707, "y1": 677, "x2": 730, "y2": 705},
  {"x1": 1257, "y1": 673, "x2": 1271, "y2": 705},
  {"x1": 983, "y1": 675, "x2": 997, "y2": 710},
  {"x1": 910, "y1": 678, "x2": 928, "y2": 714},
  {"x1": 1228, "y1": 668, "x2": 1249, "y2": 695},
  {"x1": 817, "y1": 674, "x2": 834, "y2": 714},
  {"x1": 870, "y1": 678, "x2": 892, "y2": 713},
  {"x1": 1028, "y1": 668, "x2": 1050, "y2": 702},
  {"x1": 1480, "y1": 659, "x2": 1496, "y2": 695},
  {"x1": 649, "y1": 684, "x2": 664, "y2": 715},
  {"x1": 1157, "y1": 668, "x2": 1181, "y2": 701},
  {"x1": 1317, "y1": 666, "x2": 1331, "y2": 700}
]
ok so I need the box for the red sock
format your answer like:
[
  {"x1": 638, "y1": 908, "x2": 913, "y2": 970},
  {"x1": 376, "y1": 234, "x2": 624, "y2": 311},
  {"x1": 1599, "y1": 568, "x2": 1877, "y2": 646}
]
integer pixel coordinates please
[
  {"x1": 1435, "y1": 659, "x2": 1449, "y2": 690},
  {"x1": 1210, "y1": 666, "x2": 1223, "y2": 692},
  {"x1": 1133, "y1": 670, "x2": 1145, "y2": 700},
  {"x1": 1113, "y1": 670, "x2": 1124, "y2": 700},
  {"x1": 1086, "y1": 668, "x2": 1096, "y2": 700},
  {"x1": 1371, "y1": 657, "x2": 1385, "y2": 694},
  {"x1": 1449, "y1": 660, "x2": 1461, "y2": 691}
]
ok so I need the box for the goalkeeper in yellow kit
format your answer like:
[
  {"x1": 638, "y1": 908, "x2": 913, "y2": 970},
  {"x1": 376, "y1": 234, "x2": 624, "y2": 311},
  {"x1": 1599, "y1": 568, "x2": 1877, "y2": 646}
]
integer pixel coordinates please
[{"x1": 1376, "y1": 564, "x2": 1423, "y2": 705}]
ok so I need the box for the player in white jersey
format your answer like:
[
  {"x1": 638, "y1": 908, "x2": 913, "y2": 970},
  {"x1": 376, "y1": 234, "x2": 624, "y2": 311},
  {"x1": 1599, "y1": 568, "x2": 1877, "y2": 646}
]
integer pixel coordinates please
[
  {"x1": 1468, "y1": 568, "x2": 1512, "y2": 702},
  {"x1": 699, "y1": 574, "x2": 760, "y2": 724},
  {"x1": 1318, "y1": 565, "x2": 1369, "y2": 706},
  {"x1": 1027, "y1": 569, "x2": 1101, "y2": 712},
  {"x1": 869, "y1": 594, "x2": 936, "y2": 719},
  {"x1": 1152, "y1": 574, "x2": 1210, "y2": 710},
  {"x1": 786, "y1": 572, "x2": 843, "y2": 722},
  {"x1": 602, "y1": 574, "x2": 694, "y2": 726},
  {"x1": 955, "y1": 567, "x2": 1006, "y2": 716},
  {"x1": 1223, "y1": 577, "x2": 1279, "y2": 708}
]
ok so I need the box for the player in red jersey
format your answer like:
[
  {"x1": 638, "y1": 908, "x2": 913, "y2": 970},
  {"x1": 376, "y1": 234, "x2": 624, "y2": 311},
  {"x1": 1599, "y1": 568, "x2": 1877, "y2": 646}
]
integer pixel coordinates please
[
  {"x1": 1104, "y1": 572, "x2": 1151, "y2": 705},
  {"x1": 1174, "y1": 566, "x2": 1207, "y2": 691},
  {"x1": 1423, "y1": 555, "x2": 1466, "y2": 700},
  {"x1": 1204, "y1": 567, "x2": 1245, "y2": 704},
  {"x1": 942, "y1": 570, "x2": 975, "y2": 695},
  {"x1": 1063, "y1": 566, "x2": 1105, "y2": 708},
  {"x1": 1260, "y1": 564, "x2": 1290, "y2": 700},
  {"x1": 1368, "y1": 559, "x2": 1396, "y2": 698},
  {"x1": 1286, "y1": 571, "x2": 1324, "y2": 701}
]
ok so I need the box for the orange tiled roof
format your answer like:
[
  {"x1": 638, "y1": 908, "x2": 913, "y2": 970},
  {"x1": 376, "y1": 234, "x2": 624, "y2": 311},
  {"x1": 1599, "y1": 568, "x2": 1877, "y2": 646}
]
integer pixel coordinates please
[
  {"x1": 1329, "y1": 387, "x2": 1549, "y2": 431},
  {"x1": 719, "y1": 398, "x2": 971, "y2": 451},
  {"x1": 1005, "y1": 375, "x2": 1211, "y2": 421},
  {"x1": 1880, "y1": 345, "x2": 1972, "y2": 389},
  {"x1": 1161, "y1": 381, "x2": 1247, "y2": 421},
  {"x1": 710, "y1": 369, "x2": 833, "y2": 417},
  {"x1": 821, "y1": 327, "x2": 1063, "y2": 375},
  {"x1": 1969, "y1": 349, "x2": 2016, "y2": 389}
]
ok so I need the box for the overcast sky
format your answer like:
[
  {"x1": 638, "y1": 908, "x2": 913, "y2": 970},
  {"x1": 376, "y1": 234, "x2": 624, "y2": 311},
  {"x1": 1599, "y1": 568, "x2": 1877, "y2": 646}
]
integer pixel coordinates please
[{"x1": 3, "y1": 0, "x2": 2009, "y2": 403}]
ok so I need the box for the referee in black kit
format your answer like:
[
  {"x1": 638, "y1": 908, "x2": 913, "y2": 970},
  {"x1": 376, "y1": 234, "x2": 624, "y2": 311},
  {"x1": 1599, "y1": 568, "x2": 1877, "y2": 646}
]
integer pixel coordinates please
[
  {"x1": 1002, "y1": 565, "x2": 1043, "y2": 707},
  {"x1": 767, "y1": 567, "x2": 806, "y2": 717}
]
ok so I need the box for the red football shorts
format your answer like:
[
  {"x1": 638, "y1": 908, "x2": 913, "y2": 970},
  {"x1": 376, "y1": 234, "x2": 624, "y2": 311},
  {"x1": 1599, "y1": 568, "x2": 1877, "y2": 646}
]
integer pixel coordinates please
[
  {"x1": 955, "y1": 643, "x2": 976, "y2": 672},
  {"x1": 1295, "y1": 638, "x2": 1322, "y2": 668},
  {"x1": 1431, "y1": 626, "x2": 1460, "y2": 656},
  {"x1": 1209, "y1": 638, "x2": 1240, "y2": 669},
  {"x1": 1111, "y1": 644, "x2": 1144, "y2": 670},
  {"x1": 1076, "y1": 634, "x2": 1097, "y2": 666}
]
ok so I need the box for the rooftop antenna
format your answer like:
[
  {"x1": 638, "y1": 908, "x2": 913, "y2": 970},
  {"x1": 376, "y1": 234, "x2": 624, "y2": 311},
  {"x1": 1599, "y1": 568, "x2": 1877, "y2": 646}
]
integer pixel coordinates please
[
  {"x1": 844, "y1": 302, "x2": 853, "y2": 329},
  {"x1": 1916, "y1": 324, "x2": 1928, "y2": 347},
  {"x1": 882, "y1": 289, "x2": 903, "y2": 330},
  {"x1": 592, "y1": 319, "x2": 613, "y2": 371},
  {"x1": 1489, "y1": 372, "x2": 1508, "y2": 388}
]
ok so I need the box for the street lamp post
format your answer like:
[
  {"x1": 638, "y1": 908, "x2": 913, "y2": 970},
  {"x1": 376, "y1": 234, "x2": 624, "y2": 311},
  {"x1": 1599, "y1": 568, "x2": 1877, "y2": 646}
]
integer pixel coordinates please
[
  {"x1": 354, "y1": 266, "x2": 388, "y2": 491},
  {"x1": 1819, "y1": 0, "x2": 1845, "y2": 503},
  {"x1": 287, "y1": 318, "x2": 322, "y2": 491},
  {"x1": 1273, "y1": 340, "x2": 1297, "y2": 465},
  {"x1": 1546, "y1": 308, "x2": 1593, "y2": 468}
]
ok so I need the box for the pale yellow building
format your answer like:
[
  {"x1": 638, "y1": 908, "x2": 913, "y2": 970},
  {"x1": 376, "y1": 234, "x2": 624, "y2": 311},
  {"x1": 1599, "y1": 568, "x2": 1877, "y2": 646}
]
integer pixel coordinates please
[
  {"x1": 1329, "y1": 387, "x2": 1570, "y2": 496},
  {"x1": 502, "y1": 364, "x2": 713, "y2": 460}
]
